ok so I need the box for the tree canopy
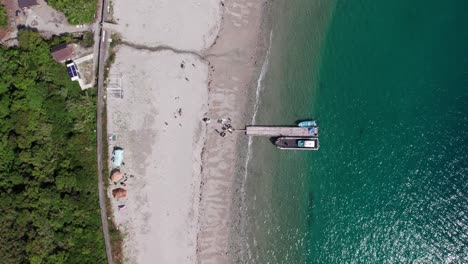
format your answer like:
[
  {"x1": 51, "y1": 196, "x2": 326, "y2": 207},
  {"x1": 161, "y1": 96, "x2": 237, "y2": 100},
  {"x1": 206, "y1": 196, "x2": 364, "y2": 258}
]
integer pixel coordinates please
[{"x1": 0, "y1": 30, "x2": 106, "y2": 263}]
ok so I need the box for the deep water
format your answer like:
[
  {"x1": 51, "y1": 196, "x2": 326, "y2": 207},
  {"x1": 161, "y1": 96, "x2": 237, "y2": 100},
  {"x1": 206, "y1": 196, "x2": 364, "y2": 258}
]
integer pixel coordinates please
[{"x1": 245, "y1": 0, "x2": 468, "y2": 263}]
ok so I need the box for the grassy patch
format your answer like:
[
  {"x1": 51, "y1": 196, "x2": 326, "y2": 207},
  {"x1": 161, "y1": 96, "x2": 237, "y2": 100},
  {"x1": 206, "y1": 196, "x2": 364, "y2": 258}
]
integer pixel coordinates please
[
  {"x1": 47, "y1": 0, "x2": 97, "y2": 25},
  {"x1": 102, "y1": 33, "x2": 122, "y2": 82},
  {"x1": 81, "y1": 31, "x2": 95, "y2": 48},
  {"x1": 0, "y1": 5, "x2": 8, "y2": 29},
  {"x1": 110, "y1": 33, "x2": 122, "y2": 49}
]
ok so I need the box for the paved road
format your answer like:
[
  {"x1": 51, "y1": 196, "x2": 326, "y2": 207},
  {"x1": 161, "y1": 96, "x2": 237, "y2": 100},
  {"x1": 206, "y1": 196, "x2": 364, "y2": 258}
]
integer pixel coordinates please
[{"x1": 94, "y1": 0, "x2": 113, "y2": 262}]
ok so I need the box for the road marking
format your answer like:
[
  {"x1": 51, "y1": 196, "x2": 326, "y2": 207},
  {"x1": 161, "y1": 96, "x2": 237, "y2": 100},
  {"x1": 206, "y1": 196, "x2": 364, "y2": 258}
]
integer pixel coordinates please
[{"x1": 102, "y1": 31, "x2": 106, "y2": 42}]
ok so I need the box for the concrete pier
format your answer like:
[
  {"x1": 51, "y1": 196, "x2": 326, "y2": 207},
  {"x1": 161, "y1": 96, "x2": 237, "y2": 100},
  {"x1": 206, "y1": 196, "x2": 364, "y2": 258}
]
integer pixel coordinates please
[{"x1": 245, "y1": 126, "x2": 318, "y2": 137}]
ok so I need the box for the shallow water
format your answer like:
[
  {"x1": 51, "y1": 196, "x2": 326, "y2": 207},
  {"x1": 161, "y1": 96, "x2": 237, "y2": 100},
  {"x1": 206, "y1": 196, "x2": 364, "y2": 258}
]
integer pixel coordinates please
[{"x1": 245, "y1": 0, "x2": 468, "y2": 263}]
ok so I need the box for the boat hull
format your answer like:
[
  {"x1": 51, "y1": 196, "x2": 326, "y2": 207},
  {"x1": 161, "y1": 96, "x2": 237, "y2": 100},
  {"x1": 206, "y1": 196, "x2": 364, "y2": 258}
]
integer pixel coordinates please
[
  {"x1": 298, "y1": 120, "x2": 318, "y2": 127},
  {"x1": 274, "y1": 137, "x2": 319, "y2": 150}
]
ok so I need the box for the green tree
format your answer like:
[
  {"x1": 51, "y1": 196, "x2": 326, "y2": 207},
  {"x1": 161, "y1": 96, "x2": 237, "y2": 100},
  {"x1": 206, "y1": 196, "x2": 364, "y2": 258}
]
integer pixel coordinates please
[{"x1": 0, "y1": 30, "x2": 106, "y2": 263}]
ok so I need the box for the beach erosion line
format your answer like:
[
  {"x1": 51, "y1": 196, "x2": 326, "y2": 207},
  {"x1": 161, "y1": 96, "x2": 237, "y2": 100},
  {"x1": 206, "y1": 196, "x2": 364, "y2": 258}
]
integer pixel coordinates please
[{"x1": 243, "y1": 30, "x2": 273, "y2": 182}]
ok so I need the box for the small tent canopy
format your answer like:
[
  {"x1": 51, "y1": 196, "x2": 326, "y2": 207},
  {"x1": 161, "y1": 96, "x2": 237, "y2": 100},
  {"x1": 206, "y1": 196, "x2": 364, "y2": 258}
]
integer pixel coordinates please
[
  {"x1": 112, "y1": 147, "x2": 124, "y2": 166},
  {"x1": 112, "y1": 188, "x2": 127, "y2": 199},
  {"x1": 110, "y1": 170, "x2": 124, "y2": 183}
]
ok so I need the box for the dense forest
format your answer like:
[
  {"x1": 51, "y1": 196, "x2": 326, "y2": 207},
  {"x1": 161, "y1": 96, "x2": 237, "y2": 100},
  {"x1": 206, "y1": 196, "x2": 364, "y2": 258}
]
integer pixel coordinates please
[
  {"x1": 0, "y1": 5, "x2": 7, "y2": 29},
  {"x1": 47, "y1": 0, "x2": 97, "y2": 24},
  {"x1": 0, "y1": 30, "x2": 106, "y2": 263}
]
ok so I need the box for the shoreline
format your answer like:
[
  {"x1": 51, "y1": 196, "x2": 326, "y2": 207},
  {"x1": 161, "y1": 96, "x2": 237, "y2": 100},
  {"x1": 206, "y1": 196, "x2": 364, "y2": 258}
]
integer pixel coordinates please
[
  {"x1": 231, "y1": 11, "x2": 275, "y2": 264},
  {"x1": 238, "y1": 1, "x2": 338, "y2": 262},
  {"x1": 234, "y1": 28, "x2": 273, "y2": 263},
  {"x1": 196, "y1": 0, "x2": 271, "y2": 263}
]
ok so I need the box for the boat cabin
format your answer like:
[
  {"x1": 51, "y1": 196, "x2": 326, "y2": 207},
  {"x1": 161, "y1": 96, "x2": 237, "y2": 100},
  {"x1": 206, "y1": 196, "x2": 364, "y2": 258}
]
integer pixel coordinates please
[{"x1": 298, "y1": 140, "x2": 317, "y2": 148}]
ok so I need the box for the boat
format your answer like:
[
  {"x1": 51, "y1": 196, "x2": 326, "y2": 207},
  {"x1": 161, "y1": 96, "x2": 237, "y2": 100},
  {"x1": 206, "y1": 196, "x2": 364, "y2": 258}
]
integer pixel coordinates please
[
  {"x1": 298, "y1": 120, "x2": 318, "y2": 127},
  {"x1": 274, "y1": 137, "x2": 319, "y2": 150}
]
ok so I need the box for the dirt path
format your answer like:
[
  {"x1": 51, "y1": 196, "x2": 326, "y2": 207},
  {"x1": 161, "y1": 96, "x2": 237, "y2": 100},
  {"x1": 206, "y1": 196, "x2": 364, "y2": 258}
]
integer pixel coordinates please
[{"x1": 95, "y1": 0, "x2": 113, "y2": 262}]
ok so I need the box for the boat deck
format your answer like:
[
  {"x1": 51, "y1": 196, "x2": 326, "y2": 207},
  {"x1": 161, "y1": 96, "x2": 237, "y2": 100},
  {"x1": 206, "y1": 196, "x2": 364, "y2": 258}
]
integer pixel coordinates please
[
  {"x1": 275, "y1": 137, "x2": 319, "y2": 150},
  {"x1": 246, "y1": 126, "x2": 318, "y2": 137}
]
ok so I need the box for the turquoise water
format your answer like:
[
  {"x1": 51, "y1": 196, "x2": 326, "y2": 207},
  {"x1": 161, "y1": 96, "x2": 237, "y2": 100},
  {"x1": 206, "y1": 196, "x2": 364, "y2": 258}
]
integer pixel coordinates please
[{"x1": 245, "y1": 0, "x2": 468, "y2": 263}]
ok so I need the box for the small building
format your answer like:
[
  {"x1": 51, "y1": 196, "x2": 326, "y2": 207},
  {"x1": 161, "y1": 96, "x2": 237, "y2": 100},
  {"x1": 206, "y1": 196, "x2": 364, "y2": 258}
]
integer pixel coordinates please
[
  {"x1": 51, "y1": 43, "x2": 74, "y2": 63},
  {"x1": 18, "y1": 0, "x2": 38, "y2": 9}
]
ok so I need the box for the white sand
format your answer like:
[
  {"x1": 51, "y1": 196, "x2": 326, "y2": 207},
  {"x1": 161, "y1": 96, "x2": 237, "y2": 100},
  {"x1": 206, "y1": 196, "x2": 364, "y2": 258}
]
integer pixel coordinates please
[
  {"x1": 107, "y1": 0, "x2": 221, "y2": 263},
  {"x1": 107, "y1": 48, "x2": 209, "y2": 263},
  {"x1": 108, "y1": 0, "x2": 266, "y2": 263},
  {"x1": 112, "y1": 0, "x2": 221, "y2": 51}
]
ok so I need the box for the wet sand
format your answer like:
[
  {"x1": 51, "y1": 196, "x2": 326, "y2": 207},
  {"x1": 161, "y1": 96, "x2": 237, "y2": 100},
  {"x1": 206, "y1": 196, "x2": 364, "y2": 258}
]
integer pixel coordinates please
[{"x1": 197, "y1": 0, "x2": 269, "y2": 263}]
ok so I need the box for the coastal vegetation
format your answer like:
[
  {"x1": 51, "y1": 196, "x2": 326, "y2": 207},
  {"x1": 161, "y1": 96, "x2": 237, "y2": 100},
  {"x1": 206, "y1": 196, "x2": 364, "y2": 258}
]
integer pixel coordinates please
[
  {"x1": 0, "y1": 30, "x2": 105, "y2": 263},
  {"x1": 100, "y1": 32, "x2": 124, "y2": 263},
  {"x1": 102, "y1": 108, "x2": 124, "y2": 264},
  {"x1": 80, "y1": 31, "x2": 95, "y2": 48},
  {"x1": 0, "y1": 5, "x2": 7, "y2": 29},
  {"x1": 103, "y1": 33, "x2": 121, "y2": 80},
  {"x1": 47, "y1": 0, "x2": 97, "y2": 24}
]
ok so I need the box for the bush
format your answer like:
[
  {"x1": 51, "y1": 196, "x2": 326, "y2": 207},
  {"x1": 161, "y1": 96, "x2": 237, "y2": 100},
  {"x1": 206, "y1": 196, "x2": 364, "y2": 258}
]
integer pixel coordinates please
[{"x1": 82, "y1": 31, "x2": 94, "y2": 47}]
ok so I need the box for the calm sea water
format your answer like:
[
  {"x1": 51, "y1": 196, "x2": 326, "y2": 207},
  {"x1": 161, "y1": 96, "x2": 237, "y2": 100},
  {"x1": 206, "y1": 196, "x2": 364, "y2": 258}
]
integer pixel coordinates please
[{"x1": 245, "y1": 0, "x2": 468, "y2": 263}]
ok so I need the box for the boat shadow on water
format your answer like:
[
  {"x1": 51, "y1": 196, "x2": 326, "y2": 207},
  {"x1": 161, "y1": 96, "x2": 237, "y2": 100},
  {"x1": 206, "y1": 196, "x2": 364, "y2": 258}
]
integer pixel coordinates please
[{"x1": 269, "y1": 137, "x2": 278, "y2": 145}]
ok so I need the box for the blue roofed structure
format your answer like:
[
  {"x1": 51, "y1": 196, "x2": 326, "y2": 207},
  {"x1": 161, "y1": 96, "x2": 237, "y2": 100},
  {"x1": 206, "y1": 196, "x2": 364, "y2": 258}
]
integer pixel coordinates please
[{"x1": 66, "y1": 61, "x2": 79, "y2": 81}]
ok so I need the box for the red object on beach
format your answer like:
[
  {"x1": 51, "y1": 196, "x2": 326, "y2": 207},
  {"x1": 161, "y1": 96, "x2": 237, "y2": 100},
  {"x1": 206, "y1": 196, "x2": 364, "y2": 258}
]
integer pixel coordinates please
[{"x1": 112, "y1": 188, "x2": 127, "y2": 199}]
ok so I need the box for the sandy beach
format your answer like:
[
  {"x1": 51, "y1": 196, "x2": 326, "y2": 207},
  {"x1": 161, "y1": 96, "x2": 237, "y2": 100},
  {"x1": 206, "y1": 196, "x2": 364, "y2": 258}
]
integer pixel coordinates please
[
  {"x1": 196, "y1": 1, "x2": 269, "y2": 263},
  {"x1": 107, "y1": 47, "x2": 209, "y2": 263},
  {"x1": 106, "y1": 0, "x2": 267, "y2": 263}
]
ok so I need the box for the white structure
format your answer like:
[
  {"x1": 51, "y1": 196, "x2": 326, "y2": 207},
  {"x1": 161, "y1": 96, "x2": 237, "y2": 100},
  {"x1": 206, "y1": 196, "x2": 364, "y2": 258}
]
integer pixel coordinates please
[{"x1": 106, "y1": 74, "x2": 123, "y2": 99}]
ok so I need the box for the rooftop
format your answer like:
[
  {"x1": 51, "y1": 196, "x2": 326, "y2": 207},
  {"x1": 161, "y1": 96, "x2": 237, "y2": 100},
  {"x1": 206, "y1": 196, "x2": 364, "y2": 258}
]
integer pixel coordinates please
[{"x1": 51, "y1": 43, "x2": 74, "y2": 62}]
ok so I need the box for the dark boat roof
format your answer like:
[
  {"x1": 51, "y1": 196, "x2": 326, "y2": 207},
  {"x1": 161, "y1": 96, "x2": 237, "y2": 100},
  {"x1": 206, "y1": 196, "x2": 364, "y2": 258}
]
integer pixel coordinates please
[{"x1": 274, "y1": 137, "x2": 319, "y2": 150}]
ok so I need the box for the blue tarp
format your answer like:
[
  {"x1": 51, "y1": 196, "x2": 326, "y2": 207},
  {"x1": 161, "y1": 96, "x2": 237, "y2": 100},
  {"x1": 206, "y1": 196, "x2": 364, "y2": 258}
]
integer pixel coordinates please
[{"x1": 112, "y1": 149, "x2": 124, "y2": 166}]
